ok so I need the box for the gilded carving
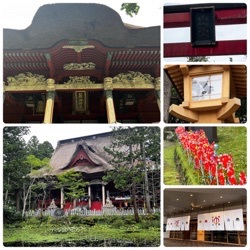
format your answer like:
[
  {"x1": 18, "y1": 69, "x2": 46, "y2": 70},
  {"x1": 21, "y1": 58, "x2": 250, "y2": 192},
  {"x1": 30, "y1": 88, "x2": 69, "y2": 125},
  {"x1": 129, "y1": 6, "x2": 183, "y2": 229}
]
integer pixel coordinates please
[
  {"x1": 154, "y1": 77, "x2": 161, "y2": 91},
  {"x1": 104, "y1": 77, "x2": 113, "y2": 90},
  {"x1": 62, "y1": 45, "x2": 95, "y2": 53},
  {"x1": 63, "y1": 62, "x2": 96, "y2": 70},
  {"x1": 65, "y1": 76, "x2": 94, "y2": 85},
  {"x1": 112, "y1": 71, "x2": 154, "y2": 84},
  {"x1": 46, "y1": 78, "x2": 56, "y2": 92},
  {"x1": 7, "y1": 72, "x2": 46, "y2": 86}
]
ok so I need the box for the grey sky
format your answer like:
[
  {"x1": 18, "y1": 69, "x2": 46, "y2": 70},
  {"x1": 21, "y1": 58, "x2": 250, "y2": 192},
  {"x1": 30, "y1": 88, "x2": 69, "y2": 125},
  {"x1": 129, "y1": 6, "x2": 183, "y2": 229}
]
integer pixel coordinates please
[{"x1": 22, "y1": 125, "x2": 114, "y2": 149}]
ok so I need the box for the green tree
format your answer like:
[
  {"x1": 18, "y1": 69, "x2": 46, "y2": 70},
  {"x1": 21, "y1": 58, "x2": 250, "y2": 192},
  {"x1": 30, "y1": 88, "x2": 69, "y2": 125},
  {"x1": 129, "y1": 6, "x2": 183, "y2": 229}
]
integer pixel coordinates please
[
  {"x1": 27, "y1": 136, "x2": 54, "y2": 159},
  {"x1": 3, "y1": 126, "x2": 30, "y2": 209},
  {"x1": 121, "y1": 3, "x2": 140, "y2": 17},
  {"x1": 103, "y1": 127, "x2": 160, "y2": 222},
  {"x1": 26, "y1": 155, "x2": 54, "y2": 213},
  {"x1": 57, "y1": 170, "x2": 88, "y2": 208}
]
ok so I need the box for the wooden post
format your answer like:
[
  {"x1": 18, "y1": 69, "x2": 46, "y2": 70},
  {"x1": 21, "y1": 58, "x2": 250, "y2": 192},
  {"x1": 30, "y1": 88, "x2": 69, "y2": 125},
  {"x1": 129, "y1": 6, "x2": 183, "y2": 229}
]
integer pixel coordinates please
[
  {"x1": 60, "y1": 187, "x2": 64, "y2": 209},
  {"x1": 104, "y1": 77, "x2": 116, "y2": 123},
  {"x1": 154, "y1": 77, "x2": 161, "y2": 112},
  {"x1": 88, "y1": 185, "x2": 91, "y2": 209},
  {"x1": 44, "y1": 79, "x2": 55, "y2": 123},
  {"x1": 102, "y1": 183, "x2": 105, "y2": 206}
]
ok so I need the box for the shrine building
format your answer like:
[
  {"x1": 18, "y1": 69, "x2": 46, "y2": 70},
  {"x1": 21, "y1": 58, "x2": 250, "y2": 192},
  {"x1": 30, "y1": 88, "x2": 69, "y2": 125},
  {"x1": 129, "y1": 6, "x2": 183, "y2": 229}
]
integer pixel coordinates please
[
  {"x1": 39, "y1": 131, "x2": 160, "y2": 211},
  {"x1": 164, "y1": 188, "x2": 247, "y2": 246},
  {"x1": 3, "y1": 3, "x2": 160, "y2": 123}
]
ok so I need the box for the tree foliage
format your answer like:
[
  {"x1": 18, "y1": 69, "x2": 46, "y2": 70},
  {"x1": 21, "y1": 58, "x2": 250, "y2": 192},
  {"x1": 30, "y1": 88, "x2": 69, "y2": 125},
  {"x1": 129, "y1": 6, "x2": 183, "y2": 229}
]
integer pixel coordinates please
[
  {"x1": 103, "y1": 127, "x2": 160, "y2": 189},
  {"x1": 103, "y1": 127, "x2": 160, "y2": 220},
  {"x1": 57, "y1": 170, "x2": 88, "y2": 202},
  {"x1": 121, "y1": 3, "x2": 140, "y2": 17},
  {"x1": 3, "y1": 127, "x2": 55, "y2": 213},
  {"x1": 3, "y1": 127, "x2": 30, "y2": 206},
  {"x1": 27, "y1": 136, "x2": 54, "y2": 160}
]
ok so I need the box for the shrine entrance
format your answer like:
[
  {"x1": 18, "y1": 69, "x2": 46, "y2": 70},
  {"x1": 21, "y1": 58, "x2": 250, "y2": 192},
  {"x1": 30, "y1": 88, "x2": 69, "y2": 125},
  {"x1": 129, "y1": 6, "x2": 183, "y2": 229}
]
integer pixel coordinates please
[{"x1": 3, "y1": 3, "x2": 160, "y2": 124}]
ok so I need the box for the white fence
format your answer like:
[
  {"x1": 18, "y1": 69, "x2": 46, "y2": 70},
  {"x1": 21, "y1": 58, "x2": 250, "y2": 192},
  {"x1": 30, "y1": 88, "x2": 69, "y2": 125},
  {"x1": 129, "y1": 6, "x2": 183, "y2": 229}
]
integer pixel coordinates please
[{"x1": 25, "y1": 207, "x2": 160, "y2": 217}]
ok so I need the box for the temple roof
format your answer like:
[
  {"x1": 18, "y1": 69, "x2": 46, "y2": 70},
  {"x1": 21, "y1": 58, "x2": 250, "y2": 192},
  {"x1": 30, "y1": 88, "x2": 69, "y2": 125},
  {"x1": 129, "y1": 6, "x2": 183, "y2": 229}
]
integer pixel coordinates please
[
  {"x1": 3, "y1": 3, "x2": 160, "y2": 49},
  {"x1": 50, "y1": 131, "x2": 114, "y2": 175}
]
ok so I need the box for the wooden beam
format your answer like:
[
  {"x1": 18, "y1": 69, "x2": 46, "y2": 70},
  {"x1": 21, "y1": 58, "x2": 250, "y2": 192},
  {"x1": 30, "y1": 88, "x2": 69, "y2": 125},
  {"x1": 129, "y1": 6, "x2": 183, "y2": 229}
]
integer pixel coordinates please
[
  {"x1": 164, "y1": 40, "x2": 246, "y2": 57},
  {"x1": 169, "y1": 104, "x2": 198, "y2": 122},
  {"x1": 164, "y1": 8, "x2": 247, "y2": 28},
  {"x1": 180, "y1": 65, "x2": 189, "y2": 76},
  {"x1": 4, "y1": 82, "x2": 155, "y2": 93},
  {"x1": 225, "y1": 113, "x2": 240, "y2": 123},
  {"x1": 217, "y1": 97, "x2": 241, "y2": 120}
]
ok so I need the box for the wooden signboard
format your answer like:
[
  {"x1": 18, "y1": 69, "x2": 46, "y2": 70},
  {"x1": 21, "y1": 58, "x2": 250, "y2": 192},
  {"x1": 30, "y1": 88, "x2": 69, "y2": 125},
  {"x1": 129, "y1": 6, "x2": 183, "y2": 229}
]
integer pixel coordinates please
[{"x1": 190, "y1": 7, "x2": 216, "y2": 47}]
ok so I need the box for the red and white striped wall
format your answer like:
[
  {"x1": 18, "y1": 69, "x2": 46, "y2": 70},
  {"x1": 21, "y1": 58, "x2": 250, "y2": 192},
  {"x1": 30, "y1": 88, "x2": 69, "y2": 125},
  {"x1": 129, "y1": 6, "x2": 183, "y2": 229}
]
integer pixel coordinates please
[{"x1": 163, "y1": 3, "x2": 247, "y2": 58}]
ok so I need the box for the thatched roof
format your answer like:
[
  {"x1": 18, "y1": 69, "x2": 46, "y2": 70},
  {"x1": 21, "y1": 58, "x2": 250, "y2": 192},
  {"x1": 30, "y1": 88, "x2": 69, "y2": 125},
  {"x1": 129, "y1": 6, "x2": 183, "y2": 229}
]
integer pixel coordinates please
[
  {"x1": 50, "y1": 133, "x2": 114, "y2": 175},
  {"x1": 3, "y1": 3, "x2": 160, "y2": 49}
]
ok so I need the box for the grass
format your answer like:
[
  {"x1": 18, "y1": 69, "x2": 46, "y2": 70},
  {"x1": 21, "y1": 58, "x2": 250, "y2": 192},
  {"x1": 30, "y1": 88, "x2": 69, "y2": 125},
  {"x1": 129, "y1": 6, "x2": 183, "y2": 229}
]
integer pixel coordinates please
[
  {"x1": 3, "y1": 214, "x2": 160, "y2": 247},
  {"x1": 216, "y1": 127, "x2": 247, "y2": 175},
  {"x1": 164, "y1": 140, "x2": 181, "y2": 185}
]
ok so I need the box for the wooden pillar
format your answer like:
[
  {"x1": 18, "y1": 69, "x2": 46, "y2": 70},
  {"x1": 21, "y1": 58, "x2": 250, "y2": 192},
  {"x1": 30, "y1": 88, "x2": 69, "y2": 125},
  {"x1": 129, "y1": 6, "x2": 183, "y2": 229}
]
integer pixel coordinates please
[
  {"x1": 104, "y1": 77, "x2": 116, "y2": 123},
  {"x1": 88, "y1": 185, "x2": 91, "y2": 209},
  {"x1": 60, "y1": 187, "x2": 64, "y2": 209},
  {"x1": 155, "y1": 77, "x2": 161, "y2": 112},
  {"x1": 102, "y1": 183, "x2": 105, "y2": 206},
  {"x1": 44, "y1": 79, "x2": 55, "y2": 123}
]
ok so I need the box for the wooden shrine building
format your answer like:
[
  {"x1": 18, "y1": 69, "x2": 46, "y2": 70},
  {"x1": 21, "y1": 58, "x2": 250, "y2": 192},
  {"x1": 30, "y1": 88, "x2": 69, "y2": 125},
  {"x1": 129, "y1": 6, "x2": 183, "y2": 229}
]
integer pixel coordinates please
[
  {"x1": 41, "y1": 131, "x2": 160, "y2": 211},
  {"x1": 164, "y1": 65, "x2": 247, "y2": 123},
  {"x1": 3, "y1": 3, "x2": 160, "y2": 123}
]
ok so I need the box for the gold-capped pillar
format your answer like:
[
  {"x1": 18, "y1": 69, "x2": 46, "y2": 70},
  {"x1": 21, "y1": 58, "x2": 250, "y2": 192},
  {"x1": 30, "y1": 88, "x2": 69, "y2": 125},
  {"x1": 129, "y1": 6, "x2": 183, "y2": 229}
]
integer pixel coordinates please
[
  {"x1": 104, "y1": 77, "x2": 116, "y2": 123},
  {"x1": 155, "y1": 77, "x2": 161, "y2": 111},
  {"x1": 44, "y1": 78, "x2": 56, "y2": 123}
]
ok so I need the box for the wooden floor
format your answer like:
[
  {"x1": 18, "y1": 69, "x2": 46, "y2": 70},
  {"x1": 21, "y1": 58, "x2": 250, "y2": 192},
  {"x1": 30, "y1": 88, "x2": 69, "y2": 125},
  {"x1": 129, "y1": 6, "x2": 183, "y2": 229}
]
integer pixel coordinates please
[{"x1": 164, "y1": 238, "x2": 245, "y2": 247}]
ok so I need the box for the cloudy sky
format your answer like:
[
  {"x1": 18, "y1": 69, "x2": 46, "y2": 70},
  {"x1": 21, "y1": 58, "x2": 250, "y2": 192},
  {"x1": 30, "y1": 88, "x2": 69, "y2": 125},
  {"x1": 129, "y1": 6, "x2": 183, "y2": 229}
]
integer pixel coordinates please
[{"x1": 21, "y1": 124, "x2": 114, "y2": 148}]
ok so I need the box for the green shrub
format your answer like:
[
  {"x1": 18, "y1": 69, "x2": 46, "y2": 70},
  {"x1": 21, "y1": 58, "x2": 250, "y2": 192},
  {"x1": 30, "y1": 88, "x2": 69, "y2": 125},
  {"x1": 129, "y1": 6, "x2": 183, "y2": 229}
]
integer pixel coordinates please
[
  {"x1": 109, "y1": 217, "x2": 126, "y2": 228},
  {"x1": 3, "y1": 206, "x2": 22, "y2": 224},
  {"x1": 24, "y1": 216, "x2": 40, "y2": 225}
]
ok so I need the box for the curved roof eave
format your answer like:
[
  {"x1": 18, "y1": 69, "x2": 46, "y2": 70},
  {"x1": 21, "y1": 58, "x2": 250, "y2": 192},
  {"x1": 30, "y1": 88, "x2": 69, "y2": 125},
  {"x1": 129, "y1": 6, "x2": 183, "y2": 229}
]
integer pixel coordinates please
[{"x1": 3, "y1": 3, "x2": 160, "y2": 50}]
